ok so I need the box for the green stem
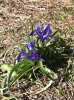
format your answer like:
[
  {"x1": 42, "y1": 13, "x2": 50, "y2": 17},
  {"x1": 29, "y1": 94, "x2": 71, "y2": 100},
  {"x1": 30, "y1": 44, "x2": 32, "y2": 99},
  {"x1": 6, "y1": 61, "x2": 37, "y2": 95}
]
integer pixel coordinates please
[{"x1": 39, "y1": 61, "x2": 56, "y2": 81}]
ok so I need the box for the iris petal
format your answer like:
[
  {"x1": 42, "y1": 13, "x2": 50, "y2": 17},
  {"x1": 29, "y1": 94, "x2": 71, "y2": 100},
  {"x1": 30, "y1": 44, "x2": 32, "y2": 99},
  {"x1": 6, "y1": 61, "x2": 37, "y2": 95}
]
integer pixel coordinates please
[
  {"x1": 28, "y1": 51, "x2": 43, "y2": 61},
  {"x1": 35, "y1": 24, "x2": 43, "y2": 39},
  {"x1": 16, "y1": 54, "x2": 22, "y2": 61},
  {"x1": 20, "y1": 49, "x2": 27, "y2": 56},
  {"x1": 43, "y1": 23, "x2": 50, "y2": 35},
  {"x1": 43, "y1": 23, "x2": 50, "y2": 30},
  {"x1": 43, "y1": 31, "x2": 50, "y2": 40},
  {"x1": 26, "y1": 41, "x2": 35, "y2": 51}
]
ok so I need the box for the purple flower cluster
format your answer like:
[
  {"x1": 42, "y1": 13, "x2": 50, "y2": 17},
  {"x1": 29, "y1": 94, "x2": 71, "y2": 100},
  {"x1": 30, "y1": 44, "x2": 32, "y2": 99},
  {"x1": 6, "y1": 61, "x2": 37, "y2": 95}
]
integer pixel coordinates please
[
  {"x1": 30, "y1": 23, "x2": 54, "y2": 42},
  {"x1": 16, "y1": 41, "x2": 43, "y2": 61},
  {"x1": 16, "y1": 22, "x2": 54, "y2": 61}
]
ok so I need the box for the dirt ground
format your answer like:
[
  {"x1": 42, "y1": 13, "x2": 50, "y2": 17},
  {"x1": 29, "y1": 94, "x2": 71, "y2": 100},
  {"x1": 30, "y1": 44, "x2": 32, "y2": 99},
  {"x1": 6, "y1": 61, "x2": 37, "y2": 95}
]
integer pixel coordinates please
[{"x1": 0, "y1": 0, "x2": 74, "y2": 100}]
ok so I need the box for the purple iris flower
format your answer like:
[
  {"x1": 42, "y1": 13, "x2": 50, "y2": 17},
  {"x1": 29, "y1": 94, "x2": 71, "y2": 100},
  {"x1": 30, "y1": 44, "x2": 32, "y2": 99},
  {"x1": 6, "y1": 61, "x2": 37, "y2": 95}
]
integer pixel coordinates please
[
  {"x1": 30, "y1": 23, "x2": 54, "y2": 42},
  {"x1": 28, "y1": 51, "x2": 43, "y2": 61},
  {"x1": 16, "y1": 41, "x2": 43, "y2": 61},
  {"x1": 16, "y1": 50, "x2": 43, "y2": 61},
  {"x1": 26, "y1": 40, "x2": 35, "y2": 51}
]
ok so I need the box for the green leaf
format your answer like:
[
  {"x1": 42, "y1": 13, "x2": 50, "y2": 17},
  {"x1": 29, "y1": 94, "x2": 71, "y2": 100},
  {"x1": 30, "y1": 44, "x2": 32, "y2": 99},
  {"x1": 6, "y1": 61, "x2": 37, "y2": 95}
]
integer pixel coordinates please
[
  {"x1": 8, "y1": 59, "x2": 33, "y2": 85},
  {"x1": 39, "y1": 61, "x2": 57, "y2": 80},
  {"x1": 7, "y1": 59, "x2": 33, "y2": 100}
]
